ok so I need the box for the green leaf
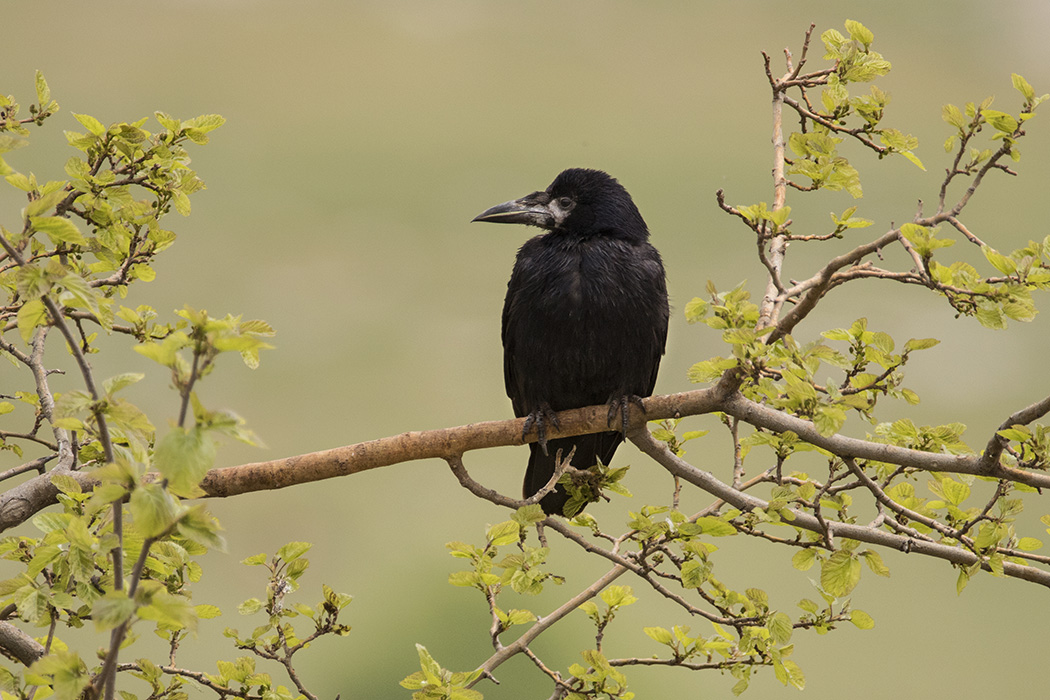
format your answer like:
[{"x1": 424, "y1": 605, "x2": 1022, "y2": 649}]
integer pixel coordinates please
[
  {"x1": 448, "y1": 571, "x2": 479, "y2": 588},
  {"x1": 131, "y1": 263, "x2": 156, "y2": 282},
  {"x1": 982, "y1": 109, "x2": 1018, "y2": 133},
  {"x1": 681, "y1": 559, "x2": 705, "y2": 588},
  {"x1": 797, "y1": 598, "x2": 819, "y2": 614},
  {"x1": 791, "y1": 548, "x2": 817, "y2": 571},
  {"x1": 51, "y1": 473, "x2": 82, "y2": 495},
  {"x1": 72, "y1": 112, "x2": 106, "y2": 137},
  {"x1": 684, "y1": 297, "x2": 709, "y2": 323},
  {"x1": 1012, "y1": 73, "x2": 1036, "y2": 101},
  {"x1": 92, "y1": 591, "x2": 136, "y2": 630},
  {"x1": 939, "y1": 478, "x2": 970, "y2": 506},
  {"x1": 956, "y1": 568, "x2": 971, "y2": 595},
  {"x1": 600, "y1": 585, "x2": 637, "y2": 608},
  {"x1": 820, "y1": 550, "x2": 861, "y2": 597},
  {"x1": 26, "y1": 651, "x2": 90, "y2": 700},
  {"x1": 153, "y1": 427, "x2": 215, "y2": 495},
  {"x1": 177, "y1": 504, "x2": 226, "y2": 551},
  {"x1": 904, "y1": 337, "x2": 940, "y2": 352},
  {"x1": 850, "y1": 609, "x2": 875, "y2": 629},
  {"x1": 1016, "y1": 537, "x2": 1042, "y2": 551},
  {"x1": 104, "y1": 373, "x2": 145, "y2": 396},
  {"x1": 185, "y1": 114, "x2": 226, "y2": 133},
  {"x1": 507, "y1": 504, "x2": 544, "y2": 527},
  {"x1": 844, "y1": 19, "x2": 874, "y2": 48},
  {"x1": 860, "y1": 549, "x2": 891, "y2": 577},
  {"x1": 34, "y1": 70, "x2": 50, "y2": 104},
  {"x1": 899, "y1": 149, "x2": 926, "y2": 171},
  {"x1": 17, "y1": 299, "x2": 49, "y2": 342},
  {"x1": 238, "y1": 598, "x2": 264, "y2": 615},
  {"x1": 768, "y1": 612, "x2": 793, "y2": 643},
  {"x1": 129, "y1": 483, "x2": 179, "y2": 538},
  {"x1": 154, "y1": 111, "x2": 182, "y2": 132},
  {"x1": 695, "y1": 516, "x2": 737, "y2": 537},
  {"x1": 138, "y1": 591, "x2": 194, "y2": 628},
  {"x1": 942, "y1": 103, "x2": 966, "y2": 128},
  {"x1": 975, "y1": 304, "x2": 1006, "y2": 330},
  {"x1": 769, "y1": 205, "x2": 791, "y2": 227},
  {"x1": 975, "y1": 522, "x2": 1006, "y2": 550},
  {"x1": 30, "y1": 216, "x2": 87, "y2": 246},
  {"x1": 133, "y1": 331, "x2": 190, "y2": 367},
  {"x1": 416, "y1": 644, "x2": 443, "y2": 686},
  {"x1": 0, "y1": 136, "x2": 27, "y2": 158},
  {"x1": 172, "y1": 190, "x2": 191, "y2": 216},
  {"x1": 813, "y1": 405, "x2": 847, "y2": 437},
  {"x1": 982, "y1": 246, "x2": 1017, "y2": 275},
  {"x1": 487, "y1": 520, "x2": 521, "y2": 547},
  {"x1": 644, "y1": 626, "x2": 673, "y2": 645},
  {"x1": 998, "y1": 426, "x2": 1032, "y2": 442},
  {"x1": 277, "y1": 541, "x2": 312, "y2": 562},
  {"x1": 240, "y1": 319, "x2": 276, "y2": 336}
]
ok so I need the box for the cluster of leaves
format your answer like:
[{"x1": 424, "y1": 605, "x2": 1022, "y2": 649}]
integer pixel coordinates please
[
  {"x1": 400, "y1": 510, "x2": 560, "y2": 699},
  {"x1": 894, "y1": 77, "x2": 1050, "y2": 329},
  {"x1": 446, "y1": 505, "x2": 560, "y2": 631},
  {"x1": 785, "y1": 19, "x2": 925, "y2": 202},
  {"x1": 917, "y1": 227, "x2": 1050, "y2": 328},
  {"x1": 730, "y1": 20, "x2": 1050, "y2": 333},
  {"x1": 573, "y1": 586, "x2": 636, "y2": 699},
  {"x1": 621, "y1": 503, "x2": 871, "y2": 695},
  {"x1": 560, "y1": 460, "x2": 633, "y2": 518},
  {"x1": 0, "y1": 447, "x2": 225, "y2": 699},
  {"x1": 440, "y1": 499, "x2": 872, "y2": 698},
  {"x1": 687, "y1": 286, "x2": 937, "y2": 438},
  {"x1": 400, "y1": 645, "x2": 483, "y2": 700},
  {"x1": 0, "y1": 74, "x2": 303, "y2": 700},
  {"x1": 215, "y1": 543, "x2": 353, "y2": 699}
]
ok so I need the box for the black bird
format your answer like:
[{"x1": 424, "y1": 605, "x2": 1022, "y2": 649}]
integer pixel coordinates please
[{"x1": 473, "y1": 168, "x2": 669, "y2": 515}]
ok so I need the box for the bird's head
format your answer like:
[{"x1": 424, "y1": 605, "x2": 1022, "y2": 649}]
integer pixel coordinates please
[{"x1": 472, "y1": 168, "x2": 648, "y2": 242}]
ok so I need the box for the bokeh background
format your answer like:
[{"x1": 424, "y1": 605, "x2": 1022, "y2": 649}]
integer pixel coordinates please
[{"x1": 4, "y1": 1, "x2": 1050, "y2": 698}]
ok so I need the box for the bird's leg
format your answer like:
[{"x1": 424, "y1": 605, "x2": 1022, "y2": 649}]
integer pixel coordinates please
[
  {"x1": 522, "y1": 402, "x2": 559, "y2": 454},
  {"x1": 607, "y1": 394, "x2": 647, "y2": 438}
]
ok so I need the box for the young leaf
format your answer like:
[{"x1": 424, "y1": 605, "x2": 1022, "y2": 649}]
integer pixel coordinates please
[
  {"x1": 30, "y1": 216, "x2": 87, "y2": 246},
  {"x1": 154, "y1": 427, "x2": 216, "y2": 495},
  {"x1": 17, "y1": 299, "x2": 49, "y2": 342},
  {"x1": 820, "y1": 550, "x2": 861, "y2": 597},
  {"x1": 72, "y1": 112, "x2": 106, "y2": 137},
  {"x1": 850, "y1": 609, "x2": 875, "y2": 629}
]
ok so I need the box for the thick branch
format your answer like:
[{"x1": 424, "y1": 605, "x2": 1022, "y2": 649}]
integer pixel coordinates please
[
  {"x1": 6, "y1": 379, "x2": 1049, "y2": 532},
  {"x1": 719, "y1": 392, "x2": 1050, "y2": 489},
  {"x1": 981, "y1": 393, "x2": 1050, "y2": 469},
  {"x1": 0, "y1": 620, "x2": 44, "y2": 666}
]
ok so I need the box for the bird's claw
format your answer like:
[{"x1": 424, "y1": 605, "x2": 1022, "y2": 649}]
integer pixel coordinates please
[
  {"x1": 523, "y1": 403, "x2": 560, "y2": 455},
  {"x1": 607, "y1": 394, "x2": 647, "y2": 438}
]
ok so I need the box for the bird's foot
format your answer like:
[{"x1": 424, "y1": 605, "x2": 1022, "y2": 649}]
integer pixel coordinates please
[
  {"x1": 523, "y1": 402, "x2": 560, "y2": 455},
  {"x1": 607, "y1": 394, "x2": 647, "y2": 438}
]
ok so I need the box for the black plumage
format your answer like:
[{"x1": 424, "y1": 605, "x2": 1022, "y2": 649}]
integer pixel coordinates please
[{"x1": 473, "y1": 168, "x2": 669, "y2": 515}]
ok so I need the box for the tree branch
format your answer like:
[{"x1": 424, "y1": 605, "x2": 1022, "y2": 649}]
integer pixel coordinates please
[{"x1": 629, "y1": 429, "x2": 1050, "y2": 588}]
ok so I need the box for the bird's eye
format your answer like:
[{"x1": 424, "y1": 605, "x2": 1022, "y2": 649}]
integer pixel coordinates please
[{"x1": 557, "y1": 197, "x2": 574, "y2": 210}]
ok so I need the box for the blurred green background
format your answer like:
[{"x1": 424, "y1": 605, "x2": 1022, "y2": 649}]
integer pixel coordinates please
[{"x1": 4, "y1": 1, "x2": 1050, "y2": 697}]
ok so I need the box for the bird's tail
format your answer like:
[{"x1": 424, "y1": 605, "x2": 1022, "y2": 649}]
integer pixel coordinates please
[{"x1": 524, "y1": 431, "x2": 623, "y2": 516}]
